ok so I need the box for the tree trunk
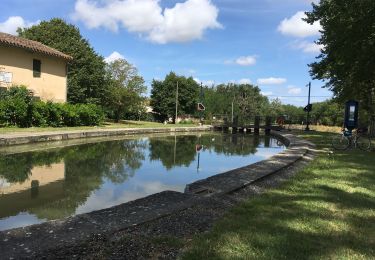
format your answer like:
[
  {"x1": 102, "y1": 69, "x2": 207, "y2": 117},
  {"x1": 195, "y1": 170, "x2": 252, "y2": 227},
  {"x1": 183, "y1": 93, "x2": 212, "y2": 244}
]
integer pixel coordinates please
[
  {"x1": 370, "y1": 117, "x2": 375, "y2": 137},
  {"x1": 115, "y1": 109, "x2": 120, "y2": 123},
  {"x1": 369, "y1": 88, "x2": 375, "y2": 137}
]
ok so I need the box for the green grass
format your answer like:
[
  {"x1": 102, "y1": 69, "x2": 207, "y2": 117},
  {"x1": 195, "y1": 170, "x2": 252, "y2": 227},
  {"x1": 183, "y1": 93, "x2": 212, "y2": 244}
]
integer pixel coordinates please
[
  {"x1": 182, "y1": 131, "x2": 375, "y2": 259},
  {"x1": 0, "y1": 120, "x2": 197, "y2": 134}
]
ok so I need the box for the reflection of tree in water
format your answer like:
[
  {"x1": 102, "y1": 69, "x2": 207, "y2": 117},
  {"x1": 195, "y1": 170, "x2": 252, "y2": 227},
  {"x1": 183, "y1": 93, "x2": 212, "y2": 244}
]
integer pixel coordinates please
[
  {"x1": 149, "y1": 135, "x2": 198, "y2": 170},
  {"x1": 148, "y1": 134, "x2": 260, "y2": 170},
  {"x1": 0, "y1": 139, "x2": 146, "y2": 220},
  {"x1": 200, "y1": 133, "x2": 258, "y2": 156},
  {"x1": 0, "y1": 134, "x2": 274, "y2": 221}
]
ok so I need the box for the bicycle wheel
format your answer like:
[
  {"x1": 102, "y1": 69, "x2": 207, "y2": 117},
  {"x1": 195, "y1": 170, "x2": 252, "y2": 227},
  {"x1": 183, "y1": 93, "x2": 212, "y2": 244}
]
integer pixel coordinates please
[
  {"x1": 356, "y1": 135, "x2": 372, "y2": 151},
  {"x1": 332, "y1": 135, "x2": 350, "y2": 150}
]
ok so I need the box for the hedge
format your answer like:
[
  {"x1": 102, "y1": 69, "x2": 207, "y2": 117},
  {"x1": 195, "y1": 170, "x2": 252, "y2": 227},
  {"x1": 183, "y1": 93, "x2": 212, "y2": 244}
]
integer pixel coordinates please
[{"x1": 0, "y1": 86, "x2": 104, "y2": 127}]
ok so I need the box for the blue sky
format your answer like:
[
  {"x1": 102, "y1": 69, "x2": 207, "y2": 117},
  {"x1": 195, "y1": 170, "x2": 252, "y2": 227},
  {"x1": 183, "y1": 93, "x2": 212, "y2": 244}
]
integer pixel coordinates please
[{"x1": 0, "y1": 0, "x2": 332, "y2": 106}]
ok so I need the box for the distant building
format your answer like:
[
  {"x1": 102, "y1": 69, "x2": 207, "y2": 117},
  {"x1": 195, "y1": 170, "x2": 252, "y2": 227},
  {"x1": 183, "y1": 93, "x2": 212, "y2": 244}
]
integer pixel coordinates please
[{"x1": 0, "y1": 32, "x2": 73, "y2": 103}]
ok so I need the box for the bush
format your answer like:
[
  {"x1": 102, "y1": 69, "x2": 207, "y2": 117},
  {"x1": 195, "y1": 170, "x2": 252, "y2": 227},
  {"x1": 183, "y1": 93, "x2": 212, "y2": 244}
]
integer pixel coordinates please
[
  {"x1": 0, "y1": 86, "x2": 104, "y2": 127},
  {"x1": 60, "y1": 103, "x2": 79, "y2": 127},
  {"x1": 75, "y1": 104, "x2": 104, "y2": 126},
  {"x1": 31, "y1": 101, "x2": 49, "y2": 126},
  {"x1": 0, "y1": 86, "x2": 33, "y2": 127},
  {"x1": 179, "y1": 119, "x2": 193, "y2": 125}
]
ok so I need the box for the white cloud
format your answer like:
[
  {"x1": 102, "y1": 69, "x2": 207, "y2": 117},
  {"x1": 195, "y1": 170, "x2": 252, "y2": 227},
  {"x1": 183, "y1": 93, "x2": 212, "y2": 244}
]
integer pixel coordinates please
[
  {"x1": 238, "y1": 78, "x2": 252, "y2": 85},
  {"x1": 235, "y1": 56, "x2": 256, "y2": 66},
  {"x1": 293, "y1": 40, "x2": 323, "y2": 54},
  {"x1": 287, "y1": 86, "x2": 302, "y2": 95},
  {"x1": 194, "y1": 78, "x2": 215, "y2": 86},
  {"x1": 0, "y1": 16, "x2": 39, "y2": 35},
  {"x1": 72, "y1": 0, "x2": 222, "y2": 44},
  {"x1": 257, "y1": 77, "x2": 287, "y2": 85},
  {"x1": 277, "y1": 11, "x2": 321, "y2": 38},
  {"x1": 203, "y1": 80, "x2": 215, "y2": 86},
  {"x1": 225, "y1": 55, "x2": 257, "y2": 66},
  {"x1": 261, "y1": 91, "x2": 273, "y2": 96},
  {"x1": 104, "y1": 51, "x2": 125, "y2": 63}
]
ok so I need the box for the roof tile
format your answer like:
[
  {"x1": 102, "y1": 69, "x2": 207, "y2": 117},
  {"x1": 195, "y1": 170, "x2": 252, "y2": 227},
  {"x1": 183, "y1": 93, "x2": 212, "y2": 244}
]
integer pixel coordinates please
[{"x1": 0, "y1": 32, "x2": 73, "y2": 61}]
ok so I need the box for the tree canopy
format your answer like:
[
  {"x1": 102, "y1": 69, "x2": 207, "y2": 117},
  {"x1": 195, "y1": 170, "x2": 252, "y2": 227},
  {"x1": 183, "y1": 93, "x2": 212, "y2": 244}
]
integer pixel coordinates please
[
  {"x1": 203, "y1": 83, "x2": 269, "y2": 123},
  {"x1": 150, "y1": 72, "x2": 199, "y2": 122},
  {"x1": 105, "y1": 59, "x2": 146, "y2": 122},
  {"x1": 305, "y1": 0, "x2": 375, "y2": 121},
  {"x1": 18, "y1": 18, "x2": 108, "y2": 105}
]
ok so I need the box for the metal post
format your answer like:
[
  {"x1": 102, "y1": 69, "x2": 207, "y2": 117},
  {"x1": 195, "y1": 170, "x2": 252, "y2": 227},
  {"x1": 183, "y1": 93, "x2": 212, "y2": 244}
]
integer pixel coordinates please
[
  {"x1": 254, "y1": 116, "x2": 260, "y2": 135},
  {"x1": 231, "y1": 101, "x2": 234, "y2": 124},
  {"x1": 265, "y1": 116, "x2": 271, "y2": 135},
  {"x1": 305, "y1": 82, "x2": 311, "y2": 131},
  {"x1": 200, "y1": 82, "x2": 203, "y2": 124},
  {"x1": 175, "y1": 81, "x2": 179, "y2": 124}
]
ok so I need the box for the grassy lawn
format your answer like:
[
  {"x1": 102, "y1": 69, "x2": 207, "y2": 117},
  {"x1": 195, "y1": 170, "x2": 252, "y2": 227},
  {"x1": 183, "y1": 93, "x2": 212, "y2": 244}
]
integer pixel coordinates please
[
  {"x1": 0, "y1": 121, "x2": 198, "y2": 134},
  {"x1": 183, "y1": 131, "x2": 375, "y2": 259}
]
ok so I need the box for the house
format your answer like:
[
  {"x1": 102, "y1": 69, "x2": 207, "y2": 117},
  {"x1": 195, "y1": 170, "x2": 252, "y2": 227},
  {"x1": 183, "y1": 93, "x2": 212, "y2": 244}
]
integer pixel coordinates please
[{"x1": 0, "y1": 32, "x2": 73, "y2": 103}]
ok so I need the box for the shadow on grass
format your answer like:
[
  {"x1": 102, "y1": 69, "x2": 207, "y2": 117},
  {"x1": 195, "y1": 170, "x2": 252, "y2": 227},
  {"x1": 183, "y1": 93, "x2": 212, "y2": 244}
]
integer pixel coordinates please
[{"x1": 182, "y1": 131, "x2": 375, "y2": 259}]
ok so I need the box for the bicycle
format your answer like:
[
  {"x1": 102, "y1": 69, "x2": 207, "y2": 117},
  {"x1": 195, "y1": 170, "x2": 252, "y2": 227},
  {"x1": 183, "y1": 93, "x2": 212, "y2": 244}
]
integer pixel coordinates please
[{"x1": 332, "y1": 128, "x2": 372, "y2": 151}]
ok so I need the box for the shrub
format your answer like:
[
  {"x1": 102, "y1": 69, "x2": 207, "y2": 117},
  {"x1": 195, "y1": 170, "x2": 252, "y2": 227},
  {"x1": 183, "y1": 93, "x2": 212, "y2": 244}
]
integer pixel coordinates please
[
  {"x1": 60, "y1": 104, "x2": 79, "y2": 126},
  {"x1": 179, "y1": 119, "x2": 193, "y2": 125},
  {"x1": 31, "y1": 101, "x2": 49, "y2": 127},
  {"x1": 45, "y1": 102, "x2": 63, "y2": 127},
  {"x1": 0, "y1": 86, "x2": 33, "y2": 127},
  {"x1": 0, "y1": 86, "x2": 104, "y2": 127},
  {"x1": 76, "y1": 104, "x2": 104, "y2": 126}
]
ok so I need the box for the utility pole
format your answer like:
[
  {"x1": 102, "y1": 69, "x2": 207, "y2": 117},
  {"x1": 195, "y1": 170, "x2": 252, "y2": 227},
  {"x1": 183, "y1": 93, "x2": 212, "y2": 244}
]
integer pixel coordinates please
[
  {"x1": 232, "y1": 93, "x2": 235, "y2": 124},
  {"x1": 200, "y1": 82, "x2": 203, "y2": 124},
  {"x1": 232, "y1": 101, "x2": 234, "y2": 123},
  {"x1": 305, "y1": 82, "x2": 311, "y2": 131},
  {"x1": 175, "y1": 81, "x2": 179, "y2": 124}
]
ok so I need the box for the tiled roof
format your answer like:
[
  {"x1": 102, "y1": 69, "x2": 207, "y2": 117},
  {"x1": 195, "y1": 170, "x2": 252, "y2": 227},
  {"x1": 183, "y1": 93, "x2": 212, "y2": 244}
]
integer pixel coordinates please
[{"x1": 0, "y1": 32, "x2": 73, "y2": 61}]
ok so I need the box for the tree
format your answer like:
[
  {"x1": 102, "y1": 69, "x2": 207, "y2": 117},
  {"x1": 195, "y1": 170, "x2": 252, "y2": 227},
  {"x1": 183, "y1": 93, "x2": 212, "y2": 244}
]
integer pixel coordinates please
[
  {"x1": 305, "y1": 0, "x2": 375, "y2": 128},
  {"x1": 268, "y1": 98, "x2": 284, "y2": 118},
  {"x1": 18, "y1": 18, "x2": 108, "y2": 105},
  {"x1": 150, "y1": 72, "x2": 199, "y2": 122},
  {"x1": 203, "y1": 83, "x2": 269, "y2": 122},
  {"x1": 282, "y1": 104, "x2": 305, "y2": 124},
  {"x1": 105, "y1": 59, "x2": 146, "y2": 122},
  {"x1": 310, "y1": 100, "x2": 343, "y2": 126}
]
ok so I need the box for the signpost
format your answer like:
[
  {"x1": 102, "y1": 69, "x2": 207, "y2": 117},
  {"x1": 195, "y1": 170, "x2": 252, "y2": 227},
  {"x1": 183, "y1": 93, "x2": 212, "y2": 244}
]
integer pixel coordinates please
[
  {"x1": 304, "y1": 82, "x2": 312, "y2": 131},
  {"x1": 198, "y1": 83, "x2": 205, "y2": 124},
  {"x1": 197, "y1": 103, "x2": 205, "y2": 111},
  {"x1": 344, "y1": 100, "x2": 359, "y2": 131},
  {"x1": 175, "y1": 81, "x2": 179, "y2": 124}
]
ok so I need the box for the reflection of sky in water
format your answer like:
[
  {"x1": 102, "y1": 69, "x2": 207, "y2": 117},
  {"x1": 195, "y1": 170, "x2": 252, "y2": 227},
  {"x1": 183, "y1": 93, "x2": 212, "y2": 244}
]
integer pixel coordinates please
[
  {"x1": 0, "y1": 213, "x2": 46, "y2": 231},
  {"x1": 76, "y1": 143, "x2": 283, "y2": 214},
  {"x1": 0, "y1": 133, "x2": 284, "y2": 231}
]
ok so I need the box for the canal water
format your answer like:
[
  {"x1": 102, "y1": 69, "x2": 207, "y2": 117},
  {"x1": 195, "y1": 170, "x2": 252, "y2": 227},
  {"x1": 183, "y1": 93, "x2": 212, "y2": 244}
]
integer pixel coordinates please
[{"x1": 0, "y1": 132, "x2": 285, "y2": 231}]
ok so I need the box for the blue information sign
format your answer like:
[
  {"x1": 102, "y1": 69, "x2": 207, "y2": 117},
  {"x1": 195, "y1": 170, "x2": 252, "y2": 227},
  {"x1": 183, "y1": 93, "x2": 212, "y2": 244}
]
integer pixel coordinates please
[{"x1": 344, "y1": 100, "x2": 359, "y2": 130}]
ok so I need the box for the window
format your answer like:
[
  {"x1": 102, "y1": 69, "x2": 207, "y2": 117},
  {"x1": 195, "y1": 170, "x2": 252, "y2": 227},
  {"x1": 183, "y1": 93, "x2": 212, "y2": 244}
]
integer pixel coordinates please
[{"x1": 33, "y1": 59, "x2": 41, "y2": 78}]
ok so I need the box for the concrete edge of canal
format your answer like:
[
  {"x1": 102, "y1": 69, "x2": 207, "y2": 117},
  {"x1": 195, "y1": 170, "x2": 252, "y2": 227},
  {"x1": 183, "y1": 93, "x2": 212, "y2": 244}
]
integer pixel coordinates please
[
  {"x1": 0, "y1": 130, "x2": 316, "y2": 259},
  {"x1": 0, "y1": 126, "x2": 213, "y2": 147}
]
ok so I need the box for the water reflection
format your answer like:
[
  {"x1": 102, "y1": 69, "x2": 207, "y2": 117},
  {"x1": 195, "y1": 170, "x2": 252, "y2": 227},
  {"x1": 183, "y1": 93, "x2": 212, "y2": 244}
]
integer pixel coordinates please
[{"x1": 0, "y1": 133, "x2": 284, "y2": 231}]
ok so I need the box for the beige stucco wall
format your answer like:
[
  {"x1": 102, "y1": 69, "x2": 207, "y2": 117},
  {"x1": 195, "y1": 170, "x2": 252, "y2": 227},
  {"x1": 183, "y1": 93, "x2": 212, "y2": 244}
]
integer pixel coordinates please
[{"x1": 0, "y1": 45, "x2": 68, "y2": 103}]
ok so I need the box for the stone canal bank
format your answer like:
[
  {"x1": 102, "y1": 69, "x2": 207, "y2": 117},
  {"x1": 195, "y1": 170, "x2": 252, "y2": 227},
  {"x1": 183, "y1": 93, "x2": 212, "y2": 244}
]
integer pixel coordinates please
[
  {"x1": 0, "y1": 130, "x2": 315, "y2": 259},
  {"x1": 0, "y1": 126, "x2": 212, "y2": 146}
]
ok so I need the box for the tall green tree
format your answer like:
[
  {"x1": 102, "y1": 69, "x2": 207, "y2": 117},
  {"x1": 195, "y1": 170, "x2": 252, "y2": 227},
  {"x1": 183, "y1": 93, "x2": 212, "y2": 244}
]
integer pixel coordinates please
[
  {"x1": 150, "y1": 72, "x2": 199, "y2": 122},
  {"x1": 203, "y1": 83, "x2": 269, "y2": 122},
  {"x1": 305, "y1": 0, "x2": 375, "y2": 126},
  {"x1": 18, "y1": 18, "x2": 108, "y2": 105},
  {"x1": 105, "y1": 59, "x2": 146, "y2": 122}
]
